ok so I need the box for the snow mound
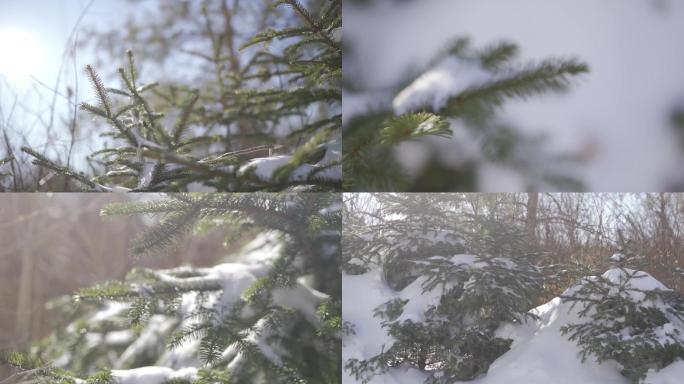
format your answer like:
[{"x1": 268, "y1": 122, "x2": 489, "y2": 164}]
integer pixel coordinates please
[
  {"x1": 463, "y1": 269, "x2": 682, "y2": 384},
  {"x1": 344, "y1": 267, "x2": 684, "y2": 384},
  {"x1": 343, "y1": 269, "x2": 398, "y2": 363},
  {"x1": 600, "y1": 268, "x2": 669, "y2": 292},
  {"x1": 343, "y1": 268, "x2": 434, "y2": 384},
  {"x1": 645, "y1": 360, "x2": 684, "y2": 384},
  {"x1": 472, "y1": 297, "x2": 625, "y2": 384},
  {"x1": 392, "y1": 57, "x2": 493, "y2": 115}
]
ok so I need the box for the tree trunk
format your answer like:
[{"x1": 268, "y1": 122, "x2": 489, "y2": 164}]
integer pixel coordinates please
[{"x1": 526, "y1": 193, "x2": 539, "y2": 244}]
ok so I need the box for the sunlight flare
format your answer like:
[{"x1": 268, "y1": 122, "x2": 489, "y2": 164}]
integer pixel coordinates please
[{"x1": 0, "y1": 27, "x2": 45, "y2": 81}]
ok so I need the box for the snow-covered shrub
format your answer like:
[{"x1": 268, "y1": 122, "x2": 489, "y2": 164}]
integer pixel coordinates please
[
  {"x1": 4, "y1": 193, "x2": 341, "y2": 384},
  {"x1": 344, "y1": 262, "x2": 684, "y2": 384},
  {"x1": 345, "y1": 252, "x2": 544, "y2": 384},
  {"x1": 561, "y1": 267, "x2": 684, "y2": 383},
  {"x1": 343, "y1": 195, "x2": 546, "y2": 383},
  {"x1": 344, "y1": 36, "x2": 588, "y2": 191}
]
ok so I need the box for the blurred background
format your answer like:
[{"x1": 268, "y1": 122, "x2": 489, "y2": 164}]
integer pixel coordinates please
[
  {"x1": 344, "y1": 0, "x2": 684, "y2": 191},
  {"x1": 0, "y1": 193, "x2": 235, "y2": 378},
  {"x1": 344, "y1": 192, "x2": 684, "y2": 299}
]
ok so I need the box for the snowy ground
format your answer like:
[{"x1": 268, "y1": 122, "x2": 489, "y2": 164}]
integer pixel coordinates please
[
  {"x1": 342, "y1": 267, "x2": 684, "y2": 384},
  {"x1": 344, "y1": 0, "x2": 684, "y2": 191}
]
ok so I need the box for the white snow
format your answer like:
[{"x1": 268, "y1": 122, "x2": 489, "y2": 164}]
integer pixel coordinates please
[
  {"x1": 601, "y1": 268, "x2": 670, "y2": 292},
  {"x1": 111, "y1": 366, "x2": 197, "y2": 384},
  {"x1": 137, "y1": 161, "x2": 158, "y2": 189},
  {"x1": 116, "y1": 315, "x2": 178, "y2": 368},
  {"x1": 393, "y1": 57, "x2": 493, "y2": 115},
  {"x1": 470, "y1": 297, "x2": 626, "y2": 384},
  {"x1": 90, "y1": 301, "x2": 129, "y2": 322},
  {"x1": 239, "y1": 155, "x2": 293, "y2": 182},
  {"x1": 237, "y1": 141, "x2": 341, "y2": 183},
  {"x1": 645, "y1": 360, "x2": 684, "y2": 384},
  {"x1": 610, "y1": 253, "x2": 626, "y2": 262},
  {"x1": 105, "y1": 330, "x2": 135, "y2": 346},
  {"x1": 394, "y1": 275, "x2": 445, "y2": 323},
  {"x1": 272, "y1": 277, "x2": 330, "y2": 325},
  {"x1": 235, "y1": 231, "x2": 284, "y2": 265},
  {"x1": 244, "y1": 317, "x2": 282, "y2": 365},
  {"x1": 343, "y1": 269, "x2": 400, "y2": 367},
  {"x1": 449, "y1": 254, "x2": 479, "y2": 266}
]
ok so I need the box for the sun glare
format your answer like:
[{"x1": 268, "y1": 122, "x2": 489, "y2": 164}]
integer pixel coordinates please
[{"x1": 0, "y1": 28, "x2": 45, "y2": 81}]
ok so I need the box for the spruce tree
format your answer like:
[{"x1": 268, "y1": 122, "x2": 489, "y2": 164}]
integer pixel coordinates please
[
  {"x1": 344, "y1": 36, "x2": 588, "y2": 191},
  {"x1": 343, "y1": 194, "x2": 547, "y2": 383},
  {"x1": 560, "y1": 255, "x2": 684, "y2": 383},
  {"x1": 3, "y1": 193, "x2": 341, "y2": 384},
  {"x1": 19, "y1": 0, "x2": 341, "y2": 192}
]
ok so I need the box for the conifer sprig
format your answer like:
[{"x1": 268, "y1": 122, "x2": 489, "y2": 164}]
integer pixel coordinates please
[{"x1": 344, "y1": 36, "x2": 589, "y2": 191}]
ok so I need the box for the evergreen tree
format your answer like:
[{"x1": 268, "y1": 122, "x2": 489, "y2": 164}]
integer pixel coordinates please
[
  {"x1": 560, "y1": 255, "x2": 684, "y2": 383},
  {"x1": 344, "y1": 35, "x2": 588, "y2": 191},
  {"x1": 19, "y1": 0, "x2": 341, "y2": 192},
  {"x1": 3, "y1": 193, "x2": 341, "y2": 384},
  {"x1": 343, "y1": 194, "x2": 547, "y2": 383}
]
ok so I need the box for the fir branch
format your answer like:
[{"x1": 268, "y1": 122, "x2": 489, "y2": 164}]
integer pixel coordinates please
[
  {"x1": 278, "y1": 0, "x2": 340, "y2": 50},
  {"x1": 379, "y1": 113, "x2": 450, "y2": 145},
  {"x1": 85, "y1": 64, "x2": 113, "y2": 118},
  {"x1": 172, "y1": 91, "x2": 200, "y2": 144},
  {"x1": 20, "y1": 146, "x2": 100, "y2": 190},
  {"x1": 441, "y1": 58, "x2": 589, "y2": 118}
]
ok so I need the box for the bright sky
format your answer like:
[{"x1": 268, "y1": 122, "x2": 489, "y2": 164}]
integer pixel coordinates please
[
  {"x1": 0, "y1": 0, "x2": 123, "y2": 84},
  {"x1": 0, "y1": 0, "x2": 129, "y2": 164}
]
